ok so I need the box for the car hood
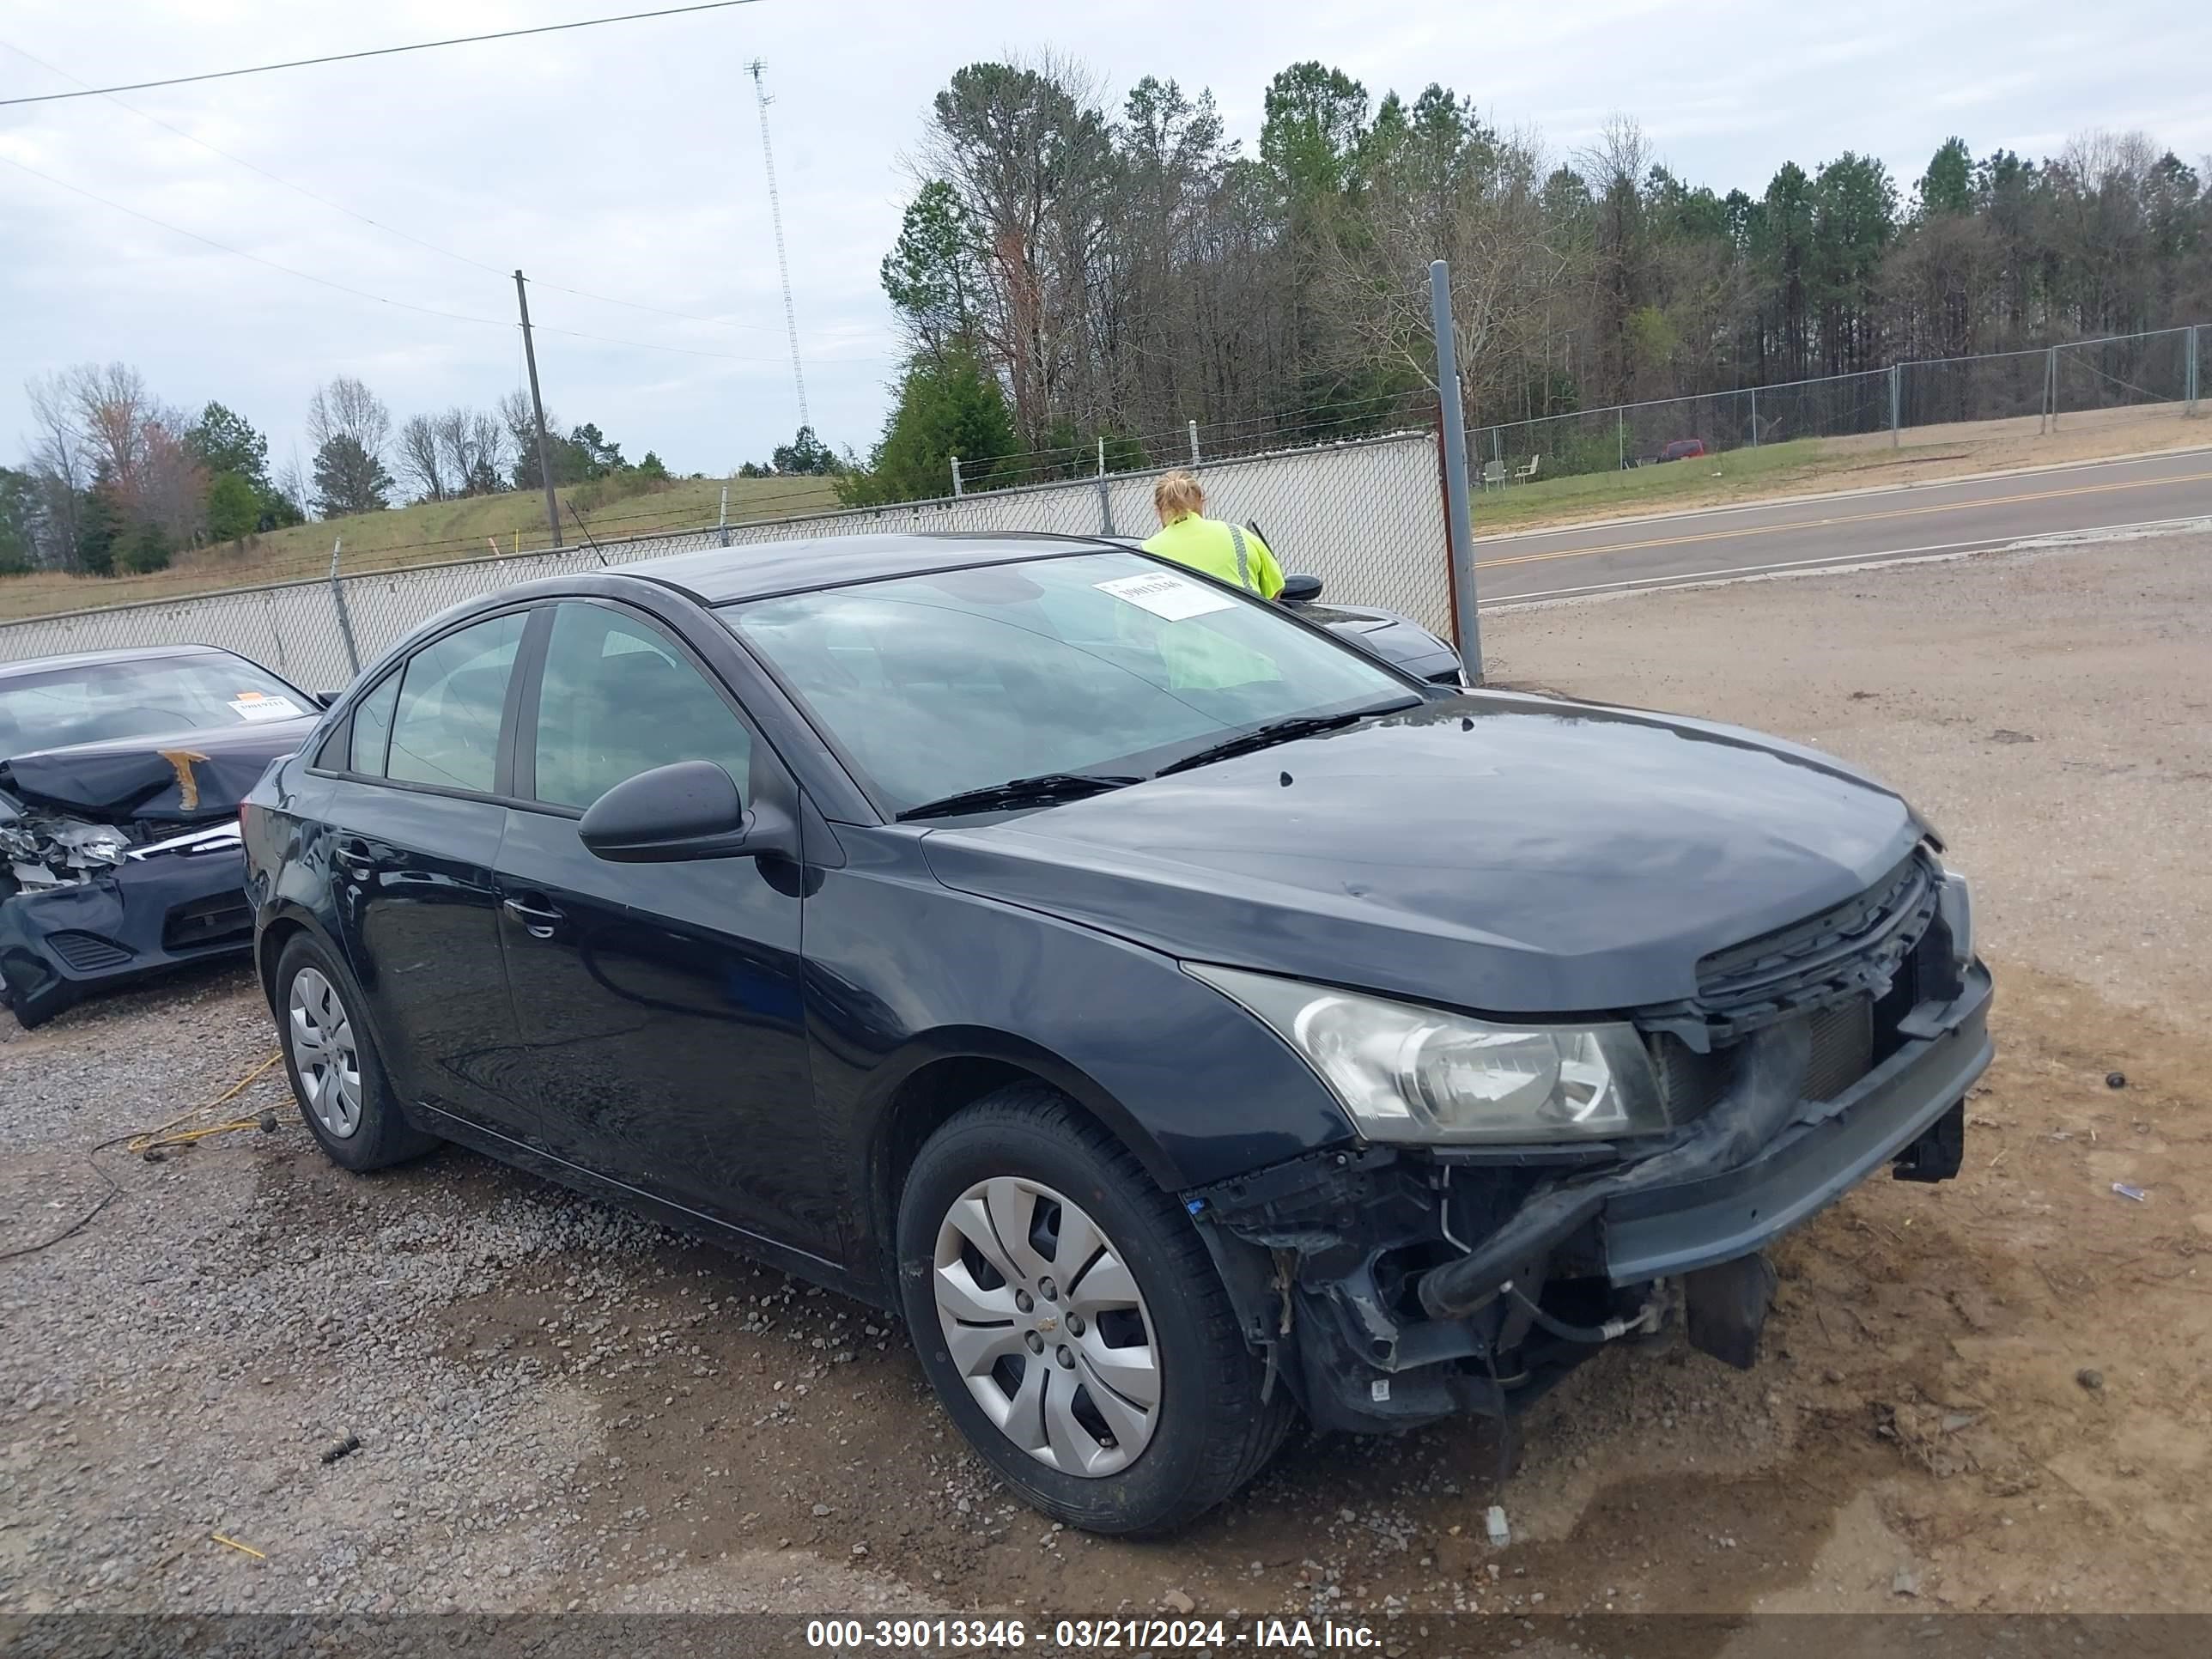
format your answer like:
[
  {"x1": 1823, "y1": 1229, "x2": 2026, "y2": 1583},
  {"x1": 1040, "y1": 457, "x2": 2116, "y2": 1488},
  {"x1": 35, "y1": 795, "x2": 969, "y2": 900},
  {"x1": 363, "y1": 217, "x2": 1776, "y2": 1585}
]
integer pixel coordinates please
[
  {"x1": 1296, "y1": 601, "x2": 1457, "y2": 674},
  {"x1": 0, "y1": 715, "x2": 320, "y2": 824},
  {"x1": 918, "y1": 692, "x2": 1924, "y2": 1014}
]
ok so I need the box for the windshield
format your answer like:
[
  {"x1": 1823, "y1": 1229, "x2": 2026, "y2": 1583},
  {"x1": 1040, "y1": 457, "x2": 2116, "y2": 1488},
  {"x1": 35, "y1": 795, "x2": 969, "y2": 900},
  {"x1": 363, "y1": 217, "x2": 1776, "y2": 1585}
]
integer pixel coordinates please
[
  {"x1": 720, "y1": 550, "x2": 1413, "y2": 816},
  {"x1": 0, "y1": 653, "x2": 311, "y2": 757}
]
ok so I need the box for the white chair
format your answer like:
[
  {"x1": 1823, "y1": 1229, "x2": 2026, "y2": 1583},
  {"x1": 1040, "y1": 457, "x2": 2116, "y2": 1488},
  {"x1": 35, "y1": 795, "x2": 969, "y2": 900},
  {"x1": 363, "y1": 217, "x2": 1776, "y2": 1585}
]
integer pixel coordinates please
[
  {"x1": 1480, "y1": 459, "x2": 1506, "y2": 491},
  {"x1": 1514, "y1": 454, "x2": 1540, "y2": 484}
]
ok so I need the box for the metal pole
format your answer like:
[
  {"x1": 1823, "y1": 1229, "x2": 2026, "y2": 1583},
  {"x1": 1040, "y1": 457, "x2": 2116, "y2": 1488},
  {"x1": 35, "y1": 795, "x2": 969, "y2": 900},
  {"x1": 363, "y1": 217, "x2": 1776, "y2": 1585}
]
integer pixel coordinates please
[
  {"x1": 1429, "y1": 260, "x2": 1480, "y2": 684},
  {"x1": 513, "y1": 270, "x2": 562, "y2": 549},
  {"x1": 1749, "y1": 386, "x2": 1759, "y2": 447},
  {"x1": 718, "y1": 483, "x2": 731, "y2": 548},
  {"x1": 1096, "y1": 437, "x2": 1115, "y2": 536},
  {"x1": 950, "y1": 455, "x2": 963, "y2": 498},
  {"x1": 2044, "y1": 345, "x2": 2057, "y2": 434},
  {"x1": 1617, "y1": 407, "x2": 1626, "y2": 471},
  {"x1": 1188, "y1": 419, "x2": 1200, "y2": 466},
  {"x1": 2188, "y1": 325, "x2": 2199, "y2": 416},
  {"x1": 1889, "y1": 362, "x2": 1901, "y2": 447},
  {"x1": 327, "y1": 537, "x2": 361, "y2": 678}
]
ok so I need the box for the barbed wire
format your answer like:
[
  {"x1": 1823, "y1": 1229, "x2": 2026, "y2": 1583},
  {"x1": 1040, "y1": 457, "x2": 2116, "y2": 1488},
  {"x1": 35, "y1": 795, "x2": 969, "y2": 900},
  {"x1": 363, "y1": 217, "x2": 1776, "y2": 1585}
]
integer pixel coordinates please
[{"x1": 967, "y1": 388, "x2": 1439, "y2": 481}]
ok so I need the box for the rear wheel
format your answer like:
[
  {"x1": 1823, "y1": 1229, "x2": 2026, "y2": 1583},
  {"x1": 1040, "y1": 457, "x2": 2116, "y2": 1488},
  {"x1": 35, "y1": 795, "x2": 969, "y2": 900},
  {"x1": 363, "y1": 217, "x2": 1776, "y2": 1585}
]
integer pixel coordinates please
[
  {"x1": 274, "y1": 933, "x2": 439, "y2": 1172},
  {"x1": 896, "y1": 1084, "x2": 1292, "y2": 1534}
]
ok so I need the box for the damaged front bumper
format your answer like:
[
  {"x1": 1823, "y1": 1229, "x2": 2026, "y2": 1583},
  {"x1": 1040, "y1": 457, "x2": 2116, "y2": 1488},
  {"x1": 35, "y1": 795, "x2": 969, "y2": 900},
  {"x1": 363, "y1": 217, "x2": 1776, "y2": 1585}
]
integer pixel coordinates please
[
  {"x1": 1185, "y1": 961, "x2": 1993, "y2": 1435},
  {"x1": 0, "y1": 823, "x2": 252, "y2": 1027}
]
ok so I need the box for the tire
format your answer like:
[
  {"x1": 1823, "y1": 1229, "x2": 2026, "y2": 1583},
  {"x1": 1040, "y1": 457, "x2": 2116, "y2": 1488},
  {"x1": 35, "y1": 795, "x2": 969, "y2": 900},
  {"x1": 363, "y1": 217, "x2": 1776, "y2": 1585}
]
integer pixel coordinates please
[
  {"x1": 273, "y1": 933, "x2": 440, "y2": 1172},
  {"x1": 896, "y1": 1083, "x2": 1293, "y2": 1535}
]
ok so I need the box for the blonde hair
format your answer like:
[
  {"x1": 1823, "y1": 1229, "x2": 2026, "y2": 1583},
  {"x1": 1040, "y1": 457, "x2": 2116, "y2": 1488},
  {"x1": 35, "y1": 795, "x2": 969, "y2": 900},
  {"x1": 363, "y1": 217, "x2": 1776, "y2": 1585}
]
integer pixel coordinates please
[{"x1": 1153, "y1": 469, "x2": 1205, "y2": 524}]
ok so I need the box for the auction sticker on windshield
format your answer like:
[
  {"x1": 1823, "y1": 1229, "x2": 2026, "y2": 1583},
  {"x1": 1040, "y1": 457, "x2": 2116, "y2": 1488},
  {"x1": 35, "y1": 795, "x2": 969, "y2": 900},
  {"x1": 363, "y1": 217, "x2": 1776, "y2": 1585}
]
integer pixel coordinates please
[
  {"x1": 228, "y1": 692, "x2": 305, "y2": 722},
  {"x1": 1095, "y1": 570, "x2": 1238, "y2": 621}
]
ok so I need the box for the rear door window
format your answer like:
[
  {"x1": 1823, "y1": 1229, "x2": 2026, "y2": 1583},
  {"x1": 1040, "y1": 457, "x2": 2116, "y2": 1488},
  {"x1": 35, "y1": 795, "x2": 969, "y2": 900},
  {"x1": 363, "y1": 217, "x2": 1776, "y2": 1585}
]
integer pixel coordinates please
[{"x1": 386, "y1": 612, "x2": 526, "y2": 794}]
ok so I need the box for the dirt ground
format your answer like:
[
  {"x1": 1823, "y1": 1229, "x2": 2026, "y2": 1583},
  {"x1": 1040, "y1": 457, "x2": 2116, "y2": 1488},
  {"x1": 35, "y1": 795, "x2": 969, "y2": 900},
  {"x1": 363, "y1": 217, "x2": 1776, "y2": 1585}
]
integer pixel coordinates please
[{"x1": 2, "y1": 531, "x2": 2207, "y2": 1643}]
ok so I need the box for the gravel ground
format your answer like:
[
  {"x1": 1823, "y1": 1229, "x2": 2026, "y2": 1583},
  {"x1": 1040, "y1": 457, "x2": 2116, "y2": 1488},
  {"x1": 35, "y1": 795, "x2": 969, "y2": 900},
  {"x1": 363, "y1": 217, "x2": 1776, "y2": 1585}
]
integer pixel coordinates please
[{"x1": 3, "y1": 529, "x2": 2209, "y2": 1641}]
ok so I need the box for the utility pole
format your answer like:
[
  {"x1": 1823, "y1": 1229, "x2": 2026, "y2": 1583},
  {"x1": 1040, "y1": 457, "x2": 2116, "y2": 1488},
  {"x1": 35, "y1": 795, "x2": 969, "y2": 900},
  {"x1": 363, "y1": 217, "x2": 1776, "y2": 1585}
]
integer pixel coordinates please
[
  {"x1": 747, "y1": 60, "x2": 810, "y2": 435},
  {"x1": 514, "y1": 270, "x2": 562, "y2": 549}
]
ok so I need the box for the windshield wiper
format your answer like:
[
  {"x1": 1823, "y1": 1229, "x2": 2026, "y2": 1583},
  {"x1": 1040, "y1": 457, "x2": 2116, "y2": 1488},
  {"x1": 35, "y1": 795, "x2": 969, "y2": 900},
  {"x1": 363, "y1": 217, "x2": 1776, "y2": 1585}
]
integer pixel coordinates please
[
  {"x1": 896, "y1": 772, "x2": 1143, "y2": 823},
  {"x1": 1154, "y1": 701, "x2": 1418, "y2": 777}
]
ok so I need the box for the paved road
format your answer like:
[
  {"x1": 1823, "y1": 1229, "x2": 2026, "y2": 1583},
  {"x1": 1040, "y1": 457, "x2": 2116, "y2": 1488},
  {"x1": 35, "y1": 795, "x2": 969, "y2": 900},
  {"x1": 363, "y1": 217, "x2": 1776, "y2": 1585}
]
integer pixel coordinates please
[{"x1": 1470, "y1": 444, "x2": 2212, "y2": 606}]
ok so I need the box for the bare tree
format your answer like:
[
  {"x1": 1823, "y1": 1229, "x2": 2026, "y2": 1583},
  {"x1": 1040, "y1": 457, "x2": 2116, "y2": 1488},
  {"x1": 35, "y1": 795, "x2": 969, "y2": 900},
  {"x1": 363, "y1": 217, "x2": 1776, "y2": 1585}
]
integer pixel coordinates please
[
  {"x1": 66, "y1": 362, "x2": 158, "y2": 490},
  {"x1": 131, "y1": 421, "x2": 209, "y2": 545},
  {"x1": 395, "y1": 414, "x2": 448, "y2": 502},
  {"x1": 22, "y1": 372, "x2": 88, "y2": 565},
  {"x1": 1316, "y1": 106, "x2": 1572, "y2": 424},
  {"x1": 21, "y1": 362, "x2": 204, "y2": 556},
  {"x1": 274, "y1": 447, "x2": 312, "y2": 521},
  {"x1": 1577, "y1": 116, "x2": 1656, "y2": 398},
  {"x1": 307, "y1": 376, "x2": 392, "y2": 463},
  {"x1": 434, "y1": 406, "x2": 506, "y2": 496}
]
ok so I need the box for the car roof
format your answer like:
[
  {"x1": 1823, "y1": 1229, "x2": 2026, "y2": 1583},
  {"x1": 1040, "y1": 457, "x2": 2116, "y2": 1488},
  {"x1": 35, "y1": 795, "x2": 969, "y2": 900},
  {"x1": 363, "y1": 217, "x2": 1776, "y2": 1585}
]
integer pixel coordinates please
[
  {"x1": 0, "y1": 641, "x2": 238, "y2": 681},
  {"x1": 625, "y1": 532, "x2": 1123, "y2": 605}
]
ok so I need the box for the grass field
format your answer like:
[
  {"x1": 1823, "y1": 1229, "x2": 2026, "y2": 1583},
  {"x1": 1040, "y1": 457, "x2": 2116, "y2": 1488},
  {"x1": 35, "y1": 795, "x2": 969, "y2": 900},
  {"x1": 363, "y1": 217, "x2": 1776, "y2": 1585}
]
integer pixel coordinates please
[{"x1": 0, "y1": 473, "x2": 842, "y2": 621}]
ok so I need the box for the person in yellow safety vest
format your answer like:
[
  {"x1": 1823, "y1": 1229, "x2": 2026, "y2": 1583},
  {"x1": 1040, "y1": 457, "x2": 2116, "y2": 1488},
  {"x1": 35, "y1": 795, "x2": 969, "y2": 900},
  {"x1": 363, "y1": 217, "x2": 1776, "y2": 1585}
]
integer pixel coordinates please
[
  {"x1": 1126, "y1": 470, "x2": 1285, "y2": 695},
  {"x1": 1140, "y1": 470, "x2": 1286, "y2": 599}
]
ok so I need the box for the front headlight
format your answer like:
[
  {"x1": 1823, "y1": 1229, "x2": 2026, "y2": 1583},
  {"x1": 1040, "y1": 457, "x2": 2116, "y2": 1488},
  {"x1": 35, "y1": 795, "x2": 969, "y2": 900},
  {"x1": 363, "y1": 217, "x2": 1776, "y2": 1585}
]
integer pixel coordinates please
[{"x1": 1187, "y1": 963, "x2": 1671, "y2": 1144}]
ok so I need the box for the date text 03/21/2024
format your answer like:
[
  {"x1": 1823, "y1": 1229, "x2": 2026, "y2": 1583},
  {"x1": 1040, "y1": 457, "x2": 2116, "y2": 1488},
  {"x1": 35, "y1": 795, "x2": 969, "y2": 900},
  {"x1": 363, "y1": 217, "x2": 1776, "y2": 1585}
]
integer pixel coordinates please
[{"x1": 805, "y1": 1617, "x2": 1382, "y2": 1650}]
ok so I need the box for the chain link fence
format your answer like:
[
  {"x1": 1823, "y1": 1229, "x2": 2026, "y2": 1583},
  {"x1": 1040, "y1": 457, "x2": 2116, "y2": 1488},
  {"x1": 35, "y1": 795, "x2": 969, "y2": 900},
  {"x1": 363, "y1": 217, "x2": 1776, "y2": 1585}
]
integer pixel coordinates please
[
  {"x1": 2, "y1": 320, "x2": 2200, "y2": 687},
  {"x1": 1472, "y1": 322, "x2": 2203, "y2": 483},
  {"x1": 0, "y1": 429, "x2": 1450, "y2": 690}
]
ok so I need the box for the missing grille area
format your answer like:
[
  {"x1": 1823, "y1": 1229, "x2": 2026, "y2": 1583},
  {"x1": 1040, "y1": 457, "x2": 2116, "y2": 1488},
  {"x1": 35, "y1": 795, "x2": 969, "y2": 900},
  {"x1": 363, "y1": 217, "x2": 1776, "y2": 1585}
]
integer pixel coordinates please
[{"x1": 1688, "y1": 853, "x2": 1938, "y2": 1034}]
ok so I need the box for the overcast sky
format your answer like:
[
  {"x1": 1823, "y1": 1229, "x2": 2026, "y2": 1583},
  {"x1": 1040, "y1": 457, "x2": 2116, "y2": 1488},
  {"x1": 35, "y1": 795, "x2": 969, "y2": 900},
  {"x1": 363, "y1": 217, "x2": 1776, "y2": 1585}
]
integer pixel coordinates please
[{"x1": 4, "y1": 0, "x2": 2209, "y2": 487}]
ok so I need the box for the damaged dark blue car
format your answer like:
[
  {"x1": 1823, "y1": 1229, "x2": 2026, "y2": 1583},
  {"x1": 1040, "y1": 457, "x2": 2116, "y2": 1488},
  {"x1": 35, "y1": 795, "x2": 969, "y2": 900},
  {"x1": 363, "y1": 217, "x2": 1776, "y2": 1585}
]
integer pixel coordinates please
[
  {"x1": 0, "y1": 645, "x2": 324, "y2": 1027},
  {"x1": 240, "y1": 532, "x2": 1990, "y2": 1536}
]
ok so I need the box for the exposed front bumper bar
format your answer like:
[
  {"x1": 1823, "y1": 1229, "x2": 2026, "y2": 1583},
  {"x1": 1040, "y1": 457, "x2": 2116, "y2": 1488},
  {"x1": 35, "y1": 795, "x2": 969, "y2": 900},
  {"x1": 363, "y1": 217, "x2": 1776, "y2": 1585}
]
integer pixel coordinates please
[
  {"x1": 1194, "y1": 963, "x2": 1993, "y2": 1434},
  {"x1": 1605, "y1": 968, "x2": 1991, "y2": 1281},
  {"x1": 1417, "y1": 964, "x2": 1993, "y2": 1320}
]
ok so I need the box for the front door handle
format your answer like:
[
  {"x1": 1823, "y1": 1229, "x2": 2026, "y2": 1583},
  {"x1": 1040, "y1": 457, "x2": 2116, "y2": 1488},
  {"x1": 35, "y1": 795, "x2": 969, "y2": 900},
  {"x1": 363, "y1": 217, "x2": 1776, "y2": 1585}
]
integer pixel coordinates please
[{"x1": 501, "y1": 896, "x2": 565, "y2": 939}]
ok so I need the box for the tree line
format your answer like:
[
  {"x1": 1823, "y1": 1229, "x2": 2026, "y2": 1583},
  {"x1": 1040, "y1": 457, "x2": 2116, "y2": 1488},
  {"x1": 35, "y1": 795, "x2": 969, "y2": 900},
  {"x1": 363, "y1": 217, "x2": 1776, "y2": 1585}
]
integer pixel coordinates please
[
  {"x1": 0, "y1": 364, "x2": 777, "y2": 578},
  {"x1": 836, "y1": 56, "x2": 2212, "y2": 502}
]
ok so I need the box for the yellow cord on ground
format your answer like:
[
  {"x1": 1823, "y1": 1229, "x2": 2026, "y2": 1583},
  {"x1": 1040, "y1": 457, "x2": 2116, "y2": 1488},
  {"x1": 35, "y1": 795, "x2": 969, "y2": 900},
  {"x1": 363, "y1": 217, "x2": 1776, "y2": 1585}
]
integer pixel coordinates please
[{"x1": 127, "y1": 1051, "x2": 285, "y2": 1154}]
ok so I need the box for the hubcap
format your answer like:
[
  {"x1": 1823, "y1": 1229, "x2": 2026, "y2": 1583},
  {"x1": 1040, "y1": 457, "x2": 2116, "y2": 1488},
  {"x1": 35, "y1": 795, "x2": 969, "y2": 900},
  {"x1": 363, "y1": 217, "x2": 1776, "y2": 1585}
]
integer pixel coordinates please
[
  {"x1": 932, "y1": 1176, "x2": 1160, "y2": 1477},
  {"x1": 287, "y1": 966, "x2": 362, "y2": 1139}
]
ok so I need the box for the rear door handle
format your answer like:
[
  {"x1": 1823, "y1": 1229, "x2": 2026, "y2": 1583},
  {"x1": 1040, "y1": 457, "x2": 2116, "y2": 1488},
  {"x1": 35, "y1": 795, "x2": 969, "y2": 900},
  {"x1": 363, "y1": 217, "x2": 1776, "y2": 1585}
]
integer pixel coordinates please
[
  {"x1": 501, "y1": 896, "x2": 565, "y2": 939},
  {"x1": 333, "y1": 840, "x2": 376, "y2": 878}
]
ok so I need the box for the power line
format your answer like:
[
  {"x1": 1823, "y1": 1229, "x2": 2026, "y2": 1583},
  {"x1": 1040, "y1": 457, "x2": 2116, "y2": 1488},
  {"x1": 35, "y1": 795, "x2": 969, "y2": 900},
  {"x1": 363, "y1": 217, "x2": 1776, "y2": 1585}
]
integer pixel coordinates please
[
  {"x1": 0, "y1": 1, "x2": 769, "y2": 108},
  {"x1": 1, "y1": 152, "x2": 893, "y2": 368},
  {"x1": 0, "y1": 153, "x2": 512, "y2": 330},
  {"x1": 0, "y1": 34, "x2": 793, "y2": 339}
]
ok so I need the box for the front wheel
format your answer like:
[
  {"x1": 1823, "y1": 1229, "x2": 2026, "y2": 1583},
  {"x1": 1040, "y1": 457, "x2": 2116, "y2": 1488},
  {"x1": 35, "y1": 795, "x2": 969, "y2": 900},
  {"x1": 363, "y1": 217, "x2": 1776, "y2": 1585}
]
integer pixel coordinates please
[{"x1": 896, "y1": 1084, "x2": 1292, "y2": 1534}]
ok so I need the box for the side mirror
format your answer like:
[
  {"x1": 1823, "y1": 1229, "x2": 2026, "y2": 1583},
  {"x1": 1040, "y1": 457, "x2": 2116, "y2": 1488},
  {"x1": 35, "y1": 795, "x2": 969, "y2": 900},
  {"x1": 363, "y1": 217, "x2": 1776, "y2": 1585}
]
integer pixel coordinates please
[
  {"x1": 313, "y1": 690, "x2": 345, "y2": 708},
  {"x1": 1278, "y1": 574, "x2": 1323, "y2": 604},
  {"x1": 580, "y1": 760, "x2": 763, "y2": 862}
]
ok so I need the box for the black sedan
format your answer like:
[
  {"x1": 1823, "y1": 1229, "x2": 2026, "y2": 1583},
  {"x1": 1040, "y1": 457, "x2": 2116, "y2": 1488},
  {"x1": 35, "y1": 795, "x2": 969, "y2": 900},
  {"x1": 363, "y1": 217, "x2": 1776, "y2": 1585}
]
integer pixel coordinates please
[
  {"x1": 241, "y1": 532, "x2": 1991, "y2": 1534},
  {"x1": 0, "y1": 644, "x2": 325, "y2": 1027}
]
